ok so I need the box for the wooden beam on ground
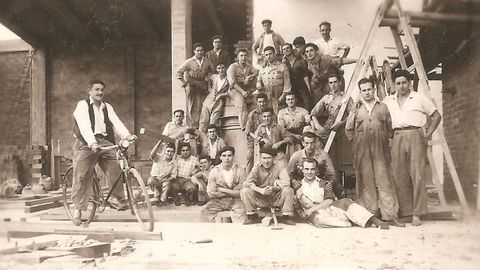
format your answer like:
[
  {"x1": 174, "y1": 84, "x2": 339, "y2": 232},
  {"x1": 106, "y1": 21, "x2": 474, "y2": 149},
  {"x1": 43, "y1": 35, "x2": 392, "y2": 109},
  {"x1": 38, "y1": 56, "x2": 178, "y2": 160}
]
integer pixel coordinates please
[
  {"x1": 1, "y1": 222, "x2": 163, "y2": 241},
  {"x1": 25, "y1": 201, "x2": 63, "y2": 213},
  {"x1": 25, "y1": 194, "x2": 63, "y2": 206},
  {"x1": 393, "y1": 0, "x2": 469, "y2": 213},
  {"x1": 7, "y1": 231, "x2": 115, "y2": 243}
]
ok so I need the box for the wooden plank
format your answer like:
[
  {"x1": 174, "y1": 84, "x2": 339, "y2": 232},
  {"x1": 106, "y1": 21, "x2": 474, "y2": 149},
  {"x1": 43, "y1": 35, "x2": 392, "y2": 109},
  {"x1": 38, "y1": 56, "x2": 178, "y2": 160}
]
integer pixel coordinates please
[
  {"x1": 393, "y1": 0, "x2": 469, "y2": 213},
  {"x1": 8, "y1": 231, "x2": 115, "y2": 243},
  {"x1": 324, "y1": 0, "x2": 392, "y2": 152},
  {"x1": 427, "y1": 146, "x2": 447, "y2": 207},
  {"x1": 385, "y1": 9, "x2": 480, "y2": 24},
  {"x1": 390, "y1": 27, "x2": 408, "y2": 69},
  {"x1": 0, "y1": 234, "x2": 59, "y2": 255},
  {"x1": 0, "y1": 251, "x2": 74, "y2": 264},
  {"x1": 2, "y1": 222, "x2": 162, "y2": 241},
  {"x1": 25, "y1": 194, "x2": 63, "y2": 206},
  {"x1": 25, "y1": 201, "x2": 63, "y2": 213}
]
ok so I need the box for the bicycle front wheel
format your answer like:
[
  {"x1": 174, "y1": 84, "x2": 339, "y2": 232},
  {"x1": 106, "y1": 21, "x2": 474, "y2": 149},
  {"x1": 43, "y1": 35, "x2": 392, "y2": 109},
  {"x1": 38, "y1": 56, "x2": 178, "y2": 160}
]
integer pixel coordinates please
[
  {"x1": 126, "y1": 168, "x2": 154, "y2": 231},
  {"x1": 61, "y1": 166, "x2": 99, "y2": 224}
]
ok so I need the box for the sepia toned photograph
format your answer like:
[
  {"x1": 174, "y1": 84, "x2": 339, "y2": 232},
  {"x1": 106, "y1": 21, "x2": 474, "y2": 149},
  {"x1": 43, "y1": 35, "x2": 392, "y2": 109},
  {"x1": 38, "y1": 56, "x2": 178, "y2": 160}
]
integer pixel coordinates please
[{"x1": 0, "y1": 0, "x2": 479, "y2": 269}]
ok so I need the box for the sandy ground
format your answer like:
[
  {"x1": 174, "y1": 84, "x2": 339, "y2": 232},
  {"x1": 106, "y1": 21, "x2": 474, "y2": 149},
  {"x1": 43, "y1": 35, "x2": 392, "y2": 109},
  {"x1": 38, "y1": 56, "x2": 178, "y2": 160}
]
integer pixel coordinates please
[{"x1": 1, "y1": 214, "x2": 479, "y2": 270}]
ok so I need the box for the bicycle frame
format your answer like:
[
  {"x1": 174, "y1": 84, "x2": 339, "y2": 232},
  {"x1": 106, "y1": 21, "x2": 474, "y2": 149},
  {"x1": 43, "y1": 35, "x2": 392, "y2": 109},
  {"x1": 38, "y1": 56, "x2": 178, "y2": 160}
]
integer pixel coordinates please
[{"x1": 99, "y1": 144, "x2": 134, "y2": 211}]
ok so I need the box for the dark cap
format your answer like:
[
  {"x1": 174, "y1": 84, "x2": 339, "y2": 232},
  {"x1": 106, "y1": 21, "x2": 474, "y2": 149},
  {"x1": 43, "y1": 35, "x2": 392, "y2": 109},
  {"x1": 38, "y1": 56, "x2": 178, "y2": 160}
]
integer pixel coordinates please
[
  {"x1": 260, "y1": 145, "x2": 277, "y2": 156},
  {"x1": 218, "y1": 145, "x2": 235, "y2": 156},
  {"x1": 261, "y1": 19, "x2": 272, "y2": 25},
  {"x1": 264, "y1": 46, "x2": 275, "y2": 53}
]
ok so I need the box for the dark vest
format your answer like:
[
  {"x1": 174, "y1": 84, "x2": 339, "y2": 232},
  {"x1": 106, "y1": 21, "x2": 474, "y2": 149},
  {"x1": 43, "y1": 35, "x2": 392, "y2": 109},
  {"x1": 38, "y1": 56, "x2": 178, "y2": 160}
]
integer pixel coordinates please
[{"x1": 73, "y1": 99, "x2": 115, "y2": 145}]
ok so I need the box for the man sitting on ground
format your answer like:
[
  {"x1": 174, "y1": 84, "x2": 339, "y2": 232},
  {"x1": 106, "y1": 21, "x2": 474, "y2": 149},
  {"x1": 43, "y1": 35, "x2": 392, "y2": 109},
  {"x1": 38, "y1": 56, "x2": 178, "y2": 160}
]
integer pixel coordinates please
[{"x1": 296, "y1": 158, "x2": 388, "y2": 229}]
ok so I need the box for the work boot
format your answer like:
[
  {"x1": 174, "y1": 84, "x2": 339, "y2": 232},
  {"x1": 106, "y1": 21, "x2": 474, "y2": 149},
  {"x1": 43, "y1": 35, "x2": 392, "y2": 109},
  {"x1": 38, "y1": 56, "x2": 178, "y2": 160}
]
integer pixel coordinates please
[
  {"x1": 387, "y1": 218, "x2": 406, "y2": 227},
  {"x1": 174, "y1": 195, "x2": 182, "y2": 206},
  {"x1": 72, "y1": 209, "x2": 82, "y2": 226},
  {"x1": 243, "y1": 214, "x2": 259, "y2": 225},
  {"x1": 280, "y1": 216, "x2": 296, "y2": 226},
  {"x1": 370, "y1": 217, "x2": 389, "y2": 230},
  {"x1": 110, "y1": 198, "x2": 129, "y2": 211}
]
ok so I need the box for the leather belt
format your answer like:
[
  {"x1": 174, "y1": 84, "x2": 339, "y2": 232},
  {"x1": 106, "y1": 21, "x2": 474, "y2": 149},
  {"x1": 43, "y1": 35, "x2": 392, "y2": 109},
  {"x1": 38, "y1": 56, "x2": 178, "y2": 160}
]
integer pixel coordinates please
[{"x1": 394, "y1": 126, "x2": 420, "y2": 131}]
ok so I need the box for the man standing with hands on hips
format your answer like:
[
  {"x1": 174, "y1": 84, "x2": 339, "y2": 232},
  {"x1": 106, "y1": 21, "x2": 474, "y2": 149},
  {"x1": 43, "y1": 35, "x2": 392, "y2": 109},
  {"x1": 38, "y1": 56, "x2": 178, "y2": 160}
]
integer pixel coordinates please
[{"x1": 383, "y1": 69, "x2": 441, "y2": 226}]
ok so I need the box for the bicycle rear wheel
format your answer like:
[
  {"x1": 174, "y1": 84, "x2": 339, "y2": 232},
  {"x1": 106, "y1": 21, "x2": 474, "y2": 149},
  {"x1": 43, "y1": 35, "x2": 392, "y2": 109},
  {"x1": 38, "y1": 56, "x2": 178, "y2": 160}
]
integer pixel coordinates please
[
  {"x1": 61, "y1": 166, "x2": 99, "y2": 224},
  {"x1": 126, "y1": 168, "x2": 154, "y2": 231}
]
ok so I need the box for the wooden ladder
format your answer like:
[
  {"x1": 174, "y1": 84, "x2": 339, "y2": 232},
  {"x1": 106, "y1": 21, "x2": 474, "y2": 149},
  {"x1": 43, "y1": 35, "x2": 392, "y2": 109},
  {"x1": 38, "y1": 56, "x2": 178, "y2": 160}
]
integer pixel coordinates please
[{"x1": 323, "y1": 0, "x2": 469, "y2": 213}]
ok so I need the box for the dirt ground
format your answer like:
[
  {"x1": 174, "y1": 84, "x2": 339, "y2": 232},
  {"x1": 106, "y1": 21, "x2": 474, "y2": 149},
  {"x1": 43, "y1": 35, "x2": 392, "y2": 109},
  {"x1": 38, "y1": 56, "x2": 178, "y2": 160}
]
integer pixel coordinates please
[{"x1": 1, "y1": 212, "x2": 479, "y2": 270}]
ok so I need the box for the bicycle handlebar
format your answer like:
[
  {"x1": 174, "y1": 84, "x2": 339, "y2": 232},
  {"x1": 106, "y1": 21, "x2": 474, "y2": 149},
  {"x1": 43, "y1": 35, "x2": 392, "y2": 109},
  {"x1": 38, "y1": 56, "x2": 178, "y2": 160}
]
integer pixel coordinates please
[{"x1": 96, "y1": 137, "x2": 137, "y2": 151}]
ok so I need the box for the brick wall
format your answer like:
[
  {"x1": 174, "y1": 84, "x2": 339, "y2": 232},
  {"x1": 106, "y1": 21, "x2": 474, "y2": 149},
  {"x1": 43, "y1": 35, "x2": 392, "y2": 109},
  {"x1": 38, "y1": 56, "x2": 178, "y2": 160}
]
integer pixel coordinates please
[
  {"x1": 442, "y1": 34, "x2": 480, "y2": 206},
  {"x1": 48, "y1": 44, "x2": 172, "y2": 162},
  {"x1": 0, "y1": 51, "x2": 31, "y2": 145}
]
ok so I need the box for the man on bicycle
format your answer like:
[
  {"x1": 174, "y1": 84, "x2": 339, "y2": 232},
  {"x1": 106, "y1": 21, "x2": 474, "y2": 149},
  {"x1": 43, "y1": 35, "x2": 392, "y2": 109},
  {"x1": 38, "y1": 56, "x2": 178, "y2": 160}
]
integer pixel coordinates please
[{"x1": 72, "y1": 79, "x2": 137, "y2": 226}]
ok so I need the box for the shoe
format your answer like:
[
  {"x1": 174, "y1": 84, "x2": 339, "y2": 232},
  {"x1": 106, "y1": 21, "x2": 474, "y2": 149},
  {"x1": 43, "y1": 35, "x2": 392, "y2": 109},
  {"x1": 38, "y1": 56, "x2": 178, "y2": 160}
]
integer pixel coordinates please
[
  {"x1": 280, "y1": 216, "x2": 296, "y2": 226},
  {"x1": 72, "y1": 210, "x2": 82, "y2": 226},
  {"x1": 174, "y1": 196, "x2": 181, "y2": 206},
  {"x1": 371, "y1": 217, "x2": 389, "y2": 230},
  {"x1": 197, "y1": 201, "x2": 206, "y2": 206},
  {"x1": 243, "y1": 215, "x2": 258, "y2": 225},
  {"x1": 388, "y1": 218, "x2": 406, "y2": 227},
  {"x1": 412, "y1": 215, "x2": 422, "y2": 226},
  {"x1": 158, "y1": 201, "x2": 168, "y2": 207},
  {"x1": 184, "y1": 199, "x2": 191, "y2": 206}
]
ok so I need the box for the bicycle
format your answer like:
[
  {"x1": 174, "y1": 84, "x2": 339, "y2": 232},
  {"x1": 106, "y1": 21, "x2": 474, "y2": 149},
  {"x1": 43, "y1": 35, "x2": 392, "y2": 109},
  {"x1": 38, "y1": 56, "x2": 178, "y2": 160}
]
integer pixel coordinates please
[{"x1": 61, "y1": 138, "x2": 154, "y2": 232}]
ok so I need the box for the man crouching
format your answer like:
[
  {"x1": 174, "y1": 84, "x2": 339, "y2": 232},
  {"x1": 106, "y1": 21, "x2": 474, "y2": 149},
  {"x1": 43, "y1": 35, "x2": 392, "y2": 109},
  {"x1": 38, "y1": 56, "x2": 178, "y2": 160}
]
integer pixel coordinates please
[
  {"x1": 240, "y1": 146, "x2": 296, "y2": 225},
  {"x1": 201, "y1": 146, "x2": 247, "y2": 223}
]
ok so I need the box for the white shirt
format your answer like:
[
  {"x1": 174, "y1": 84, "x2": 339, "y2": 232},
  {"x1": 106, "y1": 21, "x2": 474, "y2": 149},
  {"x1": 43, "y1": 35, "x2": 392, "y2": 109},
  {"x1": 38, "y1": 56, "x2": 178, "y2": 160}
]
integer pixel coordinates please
[
  {"x1": 382, "y1": 91, "x2": 437, "y2": 128},
  {"x1": 207, "y1": 138, "x2": 219, "y2": 159},
  {"x1": 73, "y1": 98, "x2": 130, "y2": 146},
  {"x1": 301, "y1": 177, "x2": 324, "y2": 203},
  {"x1": 194, "y1": 57, "x2": 204, "y2": 67},
  {"x1": 215, "y1": 75, "x2": 228, "y2": 94},
  {"x1": 262, "y1": 33, "x2": 276, "y2": 53},
  {"x1": 314, "y1": 37, "x2": 349, "y2": 57},
  {"x1": 220, "y1": 165, "x2": 235, "y2": 188}
]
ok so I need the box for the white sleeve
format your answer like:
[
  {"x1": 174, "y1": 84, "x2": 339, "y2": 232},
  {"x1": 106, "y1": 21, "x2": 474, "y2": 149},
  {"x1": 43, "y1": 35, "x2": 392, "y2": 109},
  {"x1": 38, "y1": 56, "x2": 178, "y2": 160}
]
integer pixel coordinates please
[
  {"x1": 105, "y1": 103, "x2": 131, "y2": 139},
  {"x1": 73, "y1": 101, "x2": 97, "y2": 147}
]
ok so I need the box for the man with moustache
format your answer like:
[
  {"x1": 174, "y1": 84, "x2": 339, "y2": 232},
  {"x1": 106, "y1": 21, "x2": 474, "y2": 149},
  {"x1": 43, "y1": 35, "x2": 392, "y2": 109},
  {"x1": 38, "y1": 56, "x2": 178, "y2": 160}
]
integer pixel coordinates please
[{"x1": 71, "y1": 80, "x2": 136, "y2": 225}]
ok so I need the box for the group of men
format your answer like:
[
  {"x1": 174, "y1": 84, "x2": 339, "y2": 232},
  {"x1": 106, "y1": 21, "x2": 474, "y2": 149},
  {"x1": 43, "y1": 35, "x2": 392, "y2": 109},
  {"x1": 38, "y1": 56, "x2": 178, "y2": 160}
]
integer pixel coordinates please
[{"x1": 70, "y1": 19, "x2": 441, "y2": 229}]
